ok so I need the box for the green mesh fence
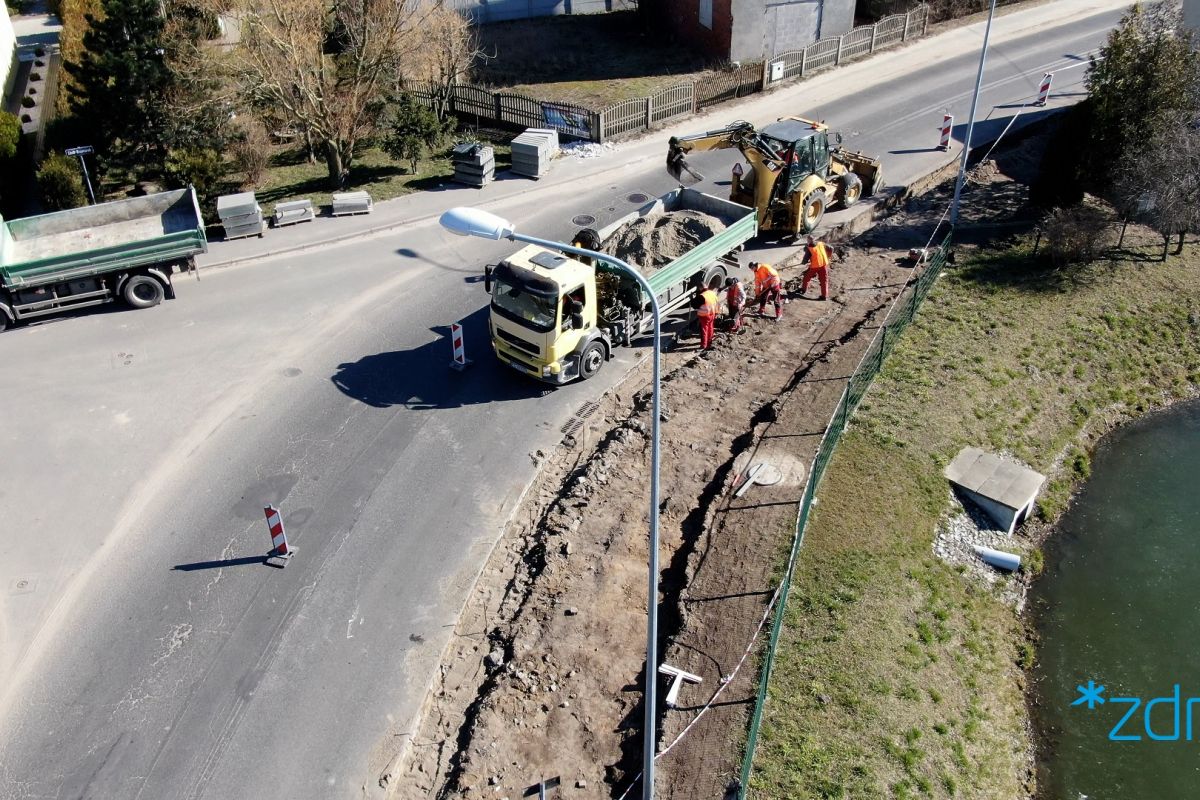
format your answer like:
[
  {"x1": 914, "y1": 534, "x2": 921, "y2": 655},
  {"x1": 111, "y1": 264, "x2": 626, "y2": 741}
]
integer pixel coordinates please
[{"x1": 737, "y1": 232, "x2": 952, "y2": 796}]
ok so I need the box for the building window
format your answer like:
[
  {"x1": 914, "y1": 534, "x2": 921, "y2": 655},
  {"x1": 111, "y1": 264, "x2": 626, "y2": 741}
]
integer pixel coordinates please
[{"x1": 699, "y1": 0, "x2": 713, "y2": 29}]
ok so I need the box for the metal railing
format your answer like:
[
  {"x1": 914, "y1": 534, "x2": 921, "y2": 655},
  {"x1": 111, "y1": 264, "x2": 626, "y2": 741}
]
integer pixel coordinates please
[{"x1": 736, "y1": 231, "x2": 952, "y2": 797}]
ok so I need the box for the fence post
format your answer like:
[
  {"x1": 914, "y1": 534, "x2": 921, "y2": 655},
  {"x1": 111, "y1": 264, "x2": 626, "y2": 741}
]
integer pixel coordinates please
[
  {"x1": 646, "y1": 96, "x2": 653, "y2": 130},
  {"x1": 691, "y1": 83, "x2": 697, "y2": 114},
  {"x1": 836, "y1": 34, "x2": 846, "y2": 65},
  {"x1": 903, "y1": 10, "x2": 912, "y2": 40},
  {"x1": 923, "y1": 6, "x2": 929, "y2": 36},
  {"x1": 761, "y1": 58, "x2": 771, "y2": 88},
  {"x1": 595, "y1": 110, "x2": 605, "y2": 143},
  {"x1": 494, "y1": 92, "x2": 503, "y2": 124},
  {"x1": 870, "y1": 21, "x2": 881, "y2": 52},
  {"x1": 876, "y1": 327, "x2": 887, "y2": 372},
  {"x1": 801, "y1": 45, "x2": 810, "y2": 77}
]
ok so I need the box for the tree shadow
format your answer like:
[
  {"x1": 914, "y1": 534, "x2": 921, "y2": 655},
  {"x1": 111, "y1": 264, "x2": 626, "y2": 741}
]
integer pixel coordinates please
[{"x1": 330, "y1": 305, "x2": 555, "y2": 408}]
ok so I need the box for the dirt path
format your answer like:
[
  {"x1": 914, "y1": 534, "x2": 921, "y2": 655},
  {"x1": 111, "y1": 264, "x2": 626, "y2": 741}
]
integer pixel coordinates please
[{"x1": 390, "y1": 228, "x2": 927, "y2": 797}]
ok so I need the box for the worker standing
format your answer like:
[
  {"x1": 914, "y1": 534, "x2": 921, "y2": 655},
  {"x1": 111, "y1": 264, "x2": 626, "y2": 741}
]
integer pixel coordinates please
[
  {"x1": 799, "y1": 235, "x2": 835, "y2": 301},
  {"x1": 695, "y1": 285, "x2": 720, "y2": 350},
  {"x1": 752, "y1": 261, "x2": 783, "y2": 320},
  {"x1": 724, "y1": 276, "x2": 745, "y2": 332}
]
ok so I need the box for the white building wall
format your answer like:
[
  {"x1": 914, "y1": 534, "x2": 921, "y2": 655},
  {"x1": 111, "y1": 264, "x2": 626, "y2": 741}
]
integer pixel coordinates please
[{"x1": 1, "y1": 10, "x2": 16, "y2": 104}]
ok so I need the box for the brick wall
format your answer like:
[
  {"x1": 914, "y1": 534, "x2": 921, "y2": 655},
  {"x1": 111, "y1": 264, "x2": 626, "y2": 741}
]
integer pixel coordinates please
[{"x1": 663, "y1": 0, "x2": 734, "y2": 61}]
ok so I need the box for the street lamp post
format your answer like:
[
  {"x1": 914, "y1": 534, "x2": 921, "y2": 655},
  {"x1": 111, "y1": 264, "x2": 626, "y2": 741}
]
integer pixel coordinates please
[
  {"x1": 439, "y1": 207, "x2": 664, "y2": 800},
  {"x1": 950, "y1": 0, "x2": 999, "y2": 226}
]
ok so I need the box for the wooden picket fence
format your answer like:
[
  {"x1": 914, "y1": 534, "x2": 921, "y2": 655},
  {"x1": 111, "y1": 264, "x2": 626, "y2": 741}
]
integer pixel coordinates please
[{"x1": 408, "y1": 5, "x2": 930, "y2": 143}]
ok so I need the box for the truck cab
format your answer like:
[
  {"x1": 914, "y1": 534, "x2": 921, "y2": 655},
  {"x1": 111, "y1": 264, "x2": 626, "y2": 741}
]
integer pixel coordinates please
[{"x1": 486, "y1": 244, "x2": 606, "y2": 383}]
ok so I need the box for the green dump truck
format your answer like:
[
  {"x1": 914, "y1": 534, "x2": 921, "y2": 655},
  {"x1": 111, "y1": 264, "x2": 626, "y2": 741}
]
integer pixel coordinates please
[
  {"x1": 485, "y1": 187, "x2": 756, "y2": 383},
  {"x1": 0, "y1": 187, "x2": 208, "y2": 331}
]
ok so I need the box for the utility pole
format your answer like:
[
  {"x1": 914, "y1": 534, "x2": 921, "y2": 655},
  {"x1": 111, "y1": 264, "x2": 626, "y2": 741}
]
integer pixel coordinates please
[{"x1": 949, "y1": 0, "x2": 998, "y2": 226}]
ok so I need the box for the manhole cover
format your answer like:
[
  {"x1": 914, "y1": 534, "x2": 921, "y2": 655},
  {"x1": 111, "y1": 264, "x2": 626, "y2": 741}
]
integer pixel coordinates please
[
  {"x1": 627, "y1": 193, "x2": 650, "y2": 204},
  {"x1": 571, "y1": 214, "x2": 596, "y2": 227}
]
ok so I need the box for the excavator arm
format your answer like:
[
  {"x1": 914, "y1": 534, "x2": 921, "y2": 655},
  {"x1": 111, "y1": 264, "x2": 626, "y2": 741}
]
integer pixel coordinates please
[{"x1": 667, "y1": 121, "x2": 777, "y2": 182}]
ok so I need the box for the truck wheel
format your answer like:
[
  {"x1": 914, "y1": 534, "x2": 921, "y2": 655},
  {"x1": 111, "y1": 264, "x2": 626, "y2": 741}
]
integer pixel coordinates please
[
  {"x1": 578, "y1": 341, "x2": 606, "y2": 380},
  {"x1": 801, "y1": 189, "x2": 827, "y2": 233},
  {"x1": 0, "y1": 314, "x2": 8, "y2": 333},
  {"x1": 124, "y1": 275, "x2": 166, "y2": 309},
  {"x1": 702, "y1": 264, "x2": 728, "y2": 291},
  {"x1": 839, "y1": 173, "x2": 863, "y2": 208}
]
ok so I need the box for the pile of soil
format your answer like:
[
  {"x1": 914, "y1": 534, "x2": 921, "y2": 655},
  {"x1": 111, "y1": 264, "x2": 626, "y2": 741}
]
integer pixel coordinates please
[{"x1": 604, "y1": 210, "x2": 728, "y2": 271}]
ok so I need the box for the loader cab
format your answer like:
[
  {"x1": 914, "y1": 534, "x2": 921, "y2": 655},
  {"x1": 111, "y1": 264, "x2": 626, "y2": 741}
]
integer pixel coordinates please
[{"x1": 761, "y1": 119, "x2": 833, "y2": 192}]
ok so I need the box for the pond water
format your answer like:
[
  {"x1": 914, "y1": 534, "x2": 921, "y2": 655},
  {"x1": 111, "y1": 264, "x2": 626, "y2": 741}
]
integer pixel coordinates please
[{"x1": 1031, "y1": 399, "x2": 1200, "y2": 799}]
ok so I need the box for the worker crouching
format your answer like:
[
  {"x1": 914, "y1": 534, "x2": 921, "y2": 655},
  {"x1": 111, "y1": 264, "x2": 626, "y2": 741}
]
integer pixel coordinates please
[
  {"x1": 752, "y1": 261, "x2": 783, "y2": 320},
  {"x1": 724, "y1": 276, "x2": 745, "y2": 332}
]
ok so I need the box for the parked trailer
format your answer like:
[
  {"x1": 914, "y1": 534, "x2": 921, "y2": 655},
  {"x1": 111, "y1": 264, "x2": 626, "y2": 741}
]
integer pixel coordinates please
[
  {"x1": 0, "y1": 187, "x2": 208, "y2": 331},
  {"x1": 484, "y1": 187, "x2": 756, "y2": 383}
]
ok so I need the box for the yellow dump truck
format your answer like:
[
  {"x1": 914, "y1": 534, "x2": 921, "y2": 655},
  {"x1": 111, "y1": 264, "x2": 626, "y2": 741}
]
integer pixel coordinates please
[{"x1": 484, "y1": 187, "x2": 756, "y2": 383}]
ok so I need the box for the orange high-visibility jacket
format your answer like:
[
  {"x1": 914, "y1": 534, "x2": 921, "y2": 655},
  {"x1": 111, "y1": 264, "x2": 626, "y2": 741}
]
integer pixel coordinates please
[
  {"x1": 697, "y1": 289, "x2": 720, "y2": 317},
  {"x1": 807, "y1": 242, "x2": 831, "y2": 269},
  {"x1": 754, "y1": 263, "x2": 780, "y2": 295}
]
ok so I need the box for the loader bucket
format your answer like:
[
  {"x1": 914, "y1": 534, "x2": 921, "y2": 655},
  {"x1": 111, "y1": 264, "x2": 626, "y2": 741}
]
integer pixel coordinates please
[{"x1": 836, "y1": 148, "x2": 885, "y2": 196}]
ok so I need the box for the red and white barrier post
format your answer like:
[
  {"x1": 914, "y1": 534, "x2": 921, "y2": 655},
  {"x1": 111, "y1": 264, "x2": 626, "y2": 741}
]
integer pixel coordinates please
[
  {"x1": 264, "y1": 504, "x2": 295, "y2": 564},
  {"x1": 939, "y1": 114, "x2": 954, "y2": 151},
  {"x1": 449, "y1": 321, "x2": 472, "y2": 371},
  {"x1": 1036, "y1": 73, "x2": 1053, "y2": 107}
]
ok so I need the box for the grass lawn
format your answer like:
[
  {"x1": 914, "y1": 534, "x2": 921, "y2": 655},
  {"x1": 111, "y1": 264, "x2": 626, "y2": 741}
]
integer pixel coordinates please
[
  {"x1": 750, "y1": 236, "x2": 1200, "y2": 799},
  {"x1": 244, "y1": 137, "x2": 512, "y2": 218}
]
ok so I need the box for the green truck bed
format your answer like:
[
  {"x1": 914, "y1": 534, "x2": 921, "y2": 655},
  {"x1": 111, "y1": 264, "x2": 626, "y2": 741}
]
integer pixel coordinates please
[
  {"x1": 593, "y1": 187, "x2": 757, "y2": 297},
  {"x1": 0, "y1": 188, "x2": 208, "y2": 288}
]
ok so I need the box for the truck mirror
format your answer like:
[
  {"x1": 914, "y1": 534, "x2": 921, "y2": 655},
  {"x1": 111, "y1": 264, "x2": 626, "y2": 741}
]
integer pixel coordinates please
[
  {"x1": 835, "y1": 132, "x2": 843, "y2": 145},
  {"x1": 484, "y1": 265, "x2": 492, "y2": 294},
  {"x1": 571, "y1": 312, "x2": 584, "y2": 330}
]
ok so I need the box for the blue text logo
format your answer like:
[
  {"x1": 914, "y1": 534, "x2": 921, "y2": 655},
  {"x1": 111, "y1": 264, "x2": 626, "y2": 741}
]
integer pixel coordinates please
[{"x1": 1073, "y1": 681, "x2": 1200, "y2": 741}]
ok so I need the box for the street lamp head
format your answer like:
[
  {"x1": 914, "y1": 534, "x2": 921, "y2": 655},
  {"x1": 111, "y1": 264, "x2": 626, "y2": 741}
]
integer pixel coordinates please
[{"x1": 439, "y1": 207, "x2": 515, "y2": 241}]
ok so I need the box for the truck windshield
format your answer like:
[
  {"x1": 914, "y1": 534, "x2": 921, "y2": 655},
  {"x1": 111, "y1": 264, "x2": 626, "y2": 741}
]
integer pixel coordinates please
[{"x1": 491, "y1": 262, "x2": 560, "y2": 333}]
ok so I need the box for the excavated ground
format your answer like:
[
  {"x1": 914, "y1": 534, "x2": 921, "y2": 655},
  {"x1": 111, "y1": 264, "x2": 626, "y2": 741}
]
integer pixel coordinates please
[
  {"x1": 394, "y1": 243, "x2": 925, "y2": 799},
  {"x1": 391, "y1": 139, "x2": 1045, "y2": 799}
]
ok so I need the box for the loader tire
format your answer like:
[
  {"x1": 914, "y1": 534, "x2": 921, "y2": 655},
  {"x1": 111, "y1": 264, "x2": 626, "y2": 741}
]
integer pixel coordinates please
[
  {"x1": 839, "y1": 173, "x2": 862, "y2": 208},
  {"x1": 801, "y1": 189, "x2": 827, "y2": 234},
  {"x1": 864, "y1": 168, "x2": 885, "y2": 197}
]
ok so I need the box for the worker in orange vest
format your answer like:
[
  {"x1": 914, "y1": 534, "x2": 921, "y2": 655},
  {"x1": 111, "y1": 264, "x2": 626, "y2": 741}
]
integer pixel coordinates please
[
  {"x1": 752, "y1": 261, "x2": 783, "y2": 320},
  {"x1": 724, "y1": 276, "x2": 745, "y2": 332},
  {"x1": 800, "y1": 235, "x2": 835, "y2": 300},
  {"x1": 694, "y1": 285, "x2": 720, "y2": 349}
]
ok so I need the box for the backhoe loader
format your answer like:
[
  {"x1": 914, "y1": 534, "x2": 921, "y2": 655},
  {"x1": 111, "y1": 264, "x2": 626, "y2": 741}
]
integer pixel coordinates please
[{"x1": 667, "y1": 117, "x2": 883, "y2": 236}]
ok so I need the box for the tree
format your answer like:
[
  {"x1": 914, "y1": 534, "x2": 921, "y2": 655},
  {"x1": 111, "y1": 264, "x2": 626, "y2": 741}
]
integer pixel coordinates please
[
  {"x1": 38, "y1": 152, "x2": 89, "y2": 211},
  {"x1": 1112, "y1": 112, "x2": 1200, "y2": 258},
  {"x1": 67, "y1": 0, "x2": 175, "y2": 175},
  {"x1": 164, "y1": 146, "x2": 226, "y2": 202},
  {"x1": 0, "y1": 112, "x2": 19, "y2": 161},
  {"x1": 382, "y1": 95, "x2": 450, "y2": 174},
  {"x1": 397, "y1": 4, "x2": 484, "y2": 122},
  {"x1": 1085, "y1": 3, "x2": 1200, "y2": 194},
  {"x1": 231, "y1": 0, "x2": 436, "y2": 189}
]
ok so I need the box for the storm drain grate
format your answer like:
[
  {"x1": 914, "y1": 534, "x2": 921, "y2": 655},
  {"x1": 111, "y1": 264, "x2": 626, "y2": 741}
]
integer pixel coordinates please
[
  {"x1": 561, "y1": 417, "x2": 584, "y2": 436},
  {"x1": 571, "y1": 214, "x2": 597, "y2": 227},
  {"x1": 576, "y1": 400, "x2": 600, "y2": 419}
]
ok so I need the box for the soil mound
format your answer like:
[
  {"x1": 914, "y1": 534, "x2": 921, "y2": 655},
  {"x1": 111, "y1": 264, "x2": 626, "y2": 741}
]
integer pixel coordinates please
[{"x1": 605, "y1": 210, "x2": 727, "y2": 270}]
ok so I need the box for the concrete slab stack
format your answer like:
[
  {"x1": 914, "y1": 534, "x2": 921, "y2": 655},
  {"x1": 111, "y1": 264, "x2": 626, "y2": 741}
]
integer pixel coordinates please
[
  {"x1": 451, "y1": 143, "x2": 495, "y2": 187},
  {"x1": 217, "y1": 192, "x2": 265, "y2": 240},
  {"x1": 331, "y1": 191, "x2": 373, "y2": 216},
  {"x1": 510, "y1": 128, "x2": 559, "y2": 179}
]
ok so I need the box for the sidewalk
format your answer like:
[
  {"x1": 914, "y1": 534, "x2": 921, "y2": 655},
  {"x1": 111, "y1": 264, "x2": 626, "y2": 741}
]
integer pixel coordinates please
[{"x1": 196, "y1": 0, "x2": 1127, "y2": 271}]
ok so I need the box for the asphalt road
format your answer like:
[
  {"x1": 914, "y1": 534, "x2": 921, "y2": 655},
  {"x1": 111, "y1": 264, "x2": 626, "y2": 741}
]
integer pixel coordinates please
[{"x1": 0, "y1": 3, "x2": 1128, "y2": 797}]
